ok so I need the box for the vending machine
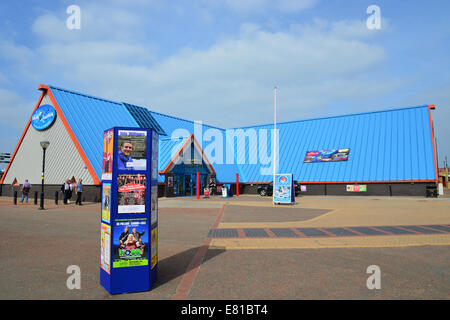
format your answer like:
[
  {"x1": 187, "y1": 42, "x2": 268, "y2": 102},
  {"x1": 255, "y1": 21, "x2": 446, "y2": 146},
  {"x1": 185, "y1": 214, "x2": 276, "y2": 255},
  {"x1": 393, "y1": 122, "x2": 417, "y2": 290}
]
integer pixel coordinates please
[
  {"x1": 273, "y1": 173, "x2": 295, "y2": 205},
  {"x1": 100, "y1": 127, "x2": 159, "y2": 294}
]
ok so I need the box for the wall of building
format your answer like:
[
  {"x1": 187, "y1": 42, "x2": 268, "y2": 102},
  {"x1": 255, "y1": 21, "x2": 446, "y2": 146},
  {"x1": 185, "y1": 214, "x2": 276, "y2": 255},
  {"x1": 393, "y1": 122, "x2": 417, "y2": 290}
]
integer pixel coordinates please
[
  {"x1": 2, "y1": 93, "x2": 94, "y2": 186},
  {"x1": 1, "y1": 184, "x2": 102, "y2": 203},
  {"x1": 240, "y1": 182, "x2": 432, "y2": 197}
]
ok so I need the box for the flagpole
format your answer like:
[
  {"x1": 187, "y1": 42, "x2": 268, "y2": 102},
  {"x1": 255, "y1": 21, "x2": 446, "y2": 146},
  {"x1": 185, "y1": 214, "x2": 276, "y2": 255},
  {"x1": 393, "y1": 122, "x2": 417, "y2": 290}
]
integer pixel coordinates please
[{"x1": 273, "y1": 86, "x2": 277, "y2": 184}]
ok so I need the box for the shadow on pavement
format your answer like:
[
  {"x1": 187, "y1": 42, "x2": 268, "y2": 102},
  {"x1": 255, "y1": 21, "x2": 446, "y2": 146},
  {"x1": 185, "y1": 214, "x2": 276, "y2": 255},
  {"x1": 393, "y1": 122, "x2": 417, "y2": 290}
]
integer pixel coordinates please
[{"x1": 153, "y1": 246, "x2": 225, "y2": 289}]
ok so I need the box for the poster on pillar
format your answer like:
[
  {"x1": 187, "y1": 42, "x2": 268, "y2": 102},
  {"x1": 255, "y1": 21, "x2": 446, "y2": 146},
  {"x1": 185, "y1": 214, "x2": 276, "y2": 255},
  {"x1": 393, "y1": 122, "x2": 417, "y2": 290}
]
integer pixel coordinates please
[
  {"x1": 117, "y1": 174, "x2": 146, "y2": 214},
  {"x1": 117, "y1": 130, "x2": 147, "y2": 171},
  {"x1": 273, "y1": 174, "x2": 295, "y2": 204},
  {"x1": 100, "y1": 127, "x2": 158, "y2": 295},
  {"x1": 102, "y1": 130, "x2": 114, "y2": 180}
]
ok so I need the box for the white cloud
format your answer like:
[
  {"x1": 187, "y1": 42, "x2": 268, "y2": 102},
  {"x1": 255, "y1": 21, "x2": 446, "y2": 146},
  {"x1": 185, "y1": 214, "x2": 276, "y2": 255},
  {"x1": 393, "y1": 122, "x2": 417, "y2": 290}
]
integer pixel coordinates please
[
  {"x1": 0, "y1": 88, "x2": 35, "y2": 130},
  {"x1": 406, "y1": 84, "x2": 450, "y2": 167},
  {"x1": 221, "y1": 0, "x2": 318, "y2": 13},
  {"x1": 2, "y1": 16, "x2": 392, "y2": 130},
  {"x1": 31, "y1": 3, "x2": 148, "y2": 43}
]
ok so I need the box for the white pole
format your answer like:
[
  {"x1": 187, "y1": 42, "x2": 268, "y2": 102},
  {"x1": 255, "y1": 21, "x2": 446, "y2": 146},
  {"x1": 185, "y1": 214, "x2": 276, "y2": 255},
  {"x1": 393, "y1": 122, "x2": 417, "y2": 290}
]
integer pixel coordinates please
[{"x1": 273, "y1": 86, "x2": 277, "y2": 184}]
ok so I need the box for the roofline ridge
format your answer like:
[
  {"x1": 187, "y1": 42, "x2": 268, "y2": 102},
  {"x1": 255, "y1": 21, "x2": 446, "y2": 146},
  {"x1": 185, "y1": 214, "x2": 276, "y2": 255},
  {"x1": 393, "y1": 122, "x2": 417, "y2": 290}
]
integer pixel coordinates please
[
  {"x1": 149, "y1": 109, "x2": 225, "y2": 131},
  {"x1": 47, "y1": 84, "x2": 122, "y2": 105},
  {"x1": 228, "y1": 104, "x2": 431, "y2": 130}
]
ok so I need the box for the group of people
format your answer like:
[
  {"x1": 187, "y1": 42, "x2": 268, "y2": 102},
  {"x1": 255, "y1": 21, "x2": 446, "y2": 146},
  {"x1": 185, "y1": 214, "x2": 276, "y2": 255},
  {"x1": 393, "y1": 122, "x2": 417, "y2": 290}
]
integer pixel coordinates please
[
  {"x1": 61, "y1": 178, "x2": 83, "y2": 205},
  {"x1": 18, "y1": 178, "x2": 83, "y2": 205},
  {"x1": 118, "y1": 226, "x2": 146, "y2": 254}
]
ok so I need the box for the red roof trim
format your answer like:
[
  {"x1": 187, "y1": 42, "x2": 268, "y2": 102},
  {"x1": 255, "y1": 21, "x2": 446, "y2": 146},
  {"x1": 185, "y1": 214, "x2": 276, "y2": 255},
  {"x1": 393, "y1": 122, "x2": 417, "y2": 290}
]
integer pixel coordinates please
[
  {"x1": 428, "y1": 104, "x2": 438, "y2": 184},
  {"x1": 47, "y1": 88, "x2": 101, "y2": 185},
  {"x1": 161, "y1": 134, "x2": 216, "y2": 174}
]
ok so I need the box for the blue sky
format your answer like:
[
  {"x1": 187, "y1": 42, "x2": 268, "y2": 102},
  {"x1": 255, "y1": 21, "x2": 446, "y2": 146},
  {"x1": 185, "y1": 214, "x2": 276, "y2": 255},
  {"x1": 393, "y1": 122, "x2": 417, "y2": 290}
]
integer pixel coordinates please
[{"x1": 1, "y1": 0, "x2": 449, "y2": 170}]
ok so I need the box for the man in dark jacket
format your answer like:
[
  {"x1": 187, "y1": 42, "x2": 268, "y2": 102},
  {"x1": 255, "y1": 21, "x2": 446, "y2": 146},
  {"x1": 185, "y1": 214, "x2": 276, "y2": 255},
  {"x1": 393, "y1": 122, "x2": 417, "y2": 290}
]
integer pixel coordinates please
[{"x1": 118, "y1": 227, "x2": 130, "y2": 249}]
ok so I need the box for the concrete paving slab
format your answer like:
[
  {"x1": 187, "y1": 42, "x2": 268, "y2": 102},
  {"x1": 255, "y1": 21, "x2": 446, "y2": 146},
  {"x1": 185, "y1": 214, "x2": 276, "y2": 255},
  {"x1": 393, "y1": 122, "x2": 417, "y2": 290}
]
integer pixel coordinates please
[{"x1": 1, "y1": 195, "x2": 449, "y2": 300}]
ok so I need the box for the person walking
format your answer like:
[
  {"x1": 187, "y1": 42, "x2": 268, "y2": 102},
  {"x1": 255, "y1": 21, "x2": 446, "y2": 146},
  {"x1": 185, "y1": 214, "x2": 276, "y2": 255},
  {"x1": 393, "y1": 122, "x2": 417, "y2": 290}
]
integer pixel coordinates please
[
  {"x1": 208, "y1": 177, "x2": 216, "y2": 196},
  {"x1": 75, "y1": 178, "x2": 83, "y2": 205},
  {"x1": 20, "y1": 179, "x2": 32, "y2": 203},
  {"x1": 62, "y1": 179, "x2": 72, "y2": 205}
]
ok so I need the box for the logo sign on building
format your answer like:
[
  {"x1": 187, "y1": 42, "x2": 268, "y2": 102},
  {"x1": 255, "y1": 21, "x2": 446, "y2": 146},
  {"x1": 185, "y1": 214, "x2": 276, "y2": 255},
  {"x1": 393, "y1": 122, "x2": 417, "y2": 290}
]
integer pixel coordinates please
[
  {"x1": 31, "y1": 104, "x2": 56, "y2": 130},
  {"x1": 304, "y1": 148, "x2": 350, "y2": 163}
]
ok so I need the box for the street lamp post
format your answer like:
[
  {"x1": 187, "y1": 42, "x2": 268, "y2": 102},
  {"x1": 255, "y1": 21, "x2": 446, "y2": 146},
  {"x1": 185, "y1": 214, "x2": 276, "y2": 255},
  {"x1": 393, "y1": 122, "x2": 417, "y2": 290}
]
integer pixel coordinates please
[{"x1": 39, "y1": 141, "x2": 50, "y2": 210}]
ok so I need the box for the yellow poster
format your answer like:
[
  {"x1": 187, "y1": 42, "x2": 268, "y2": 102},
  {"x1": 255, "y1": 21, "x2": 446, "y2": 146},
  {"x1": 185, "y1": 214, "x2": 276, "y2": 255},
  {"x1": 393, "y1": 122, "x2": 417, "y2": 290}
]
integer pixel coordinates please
[
  {"x1": 151, "y1": 228, "x2": 157, "y2": 269},
  {"x1": 102, "y1": 183, "x2": 111, "y2": 223},
  {"x1": 101, "y1": 223, "x2": 111, "y2": 274},
  {"x1": 102, "y1": 130, "x2": 114, "y2": 180}
]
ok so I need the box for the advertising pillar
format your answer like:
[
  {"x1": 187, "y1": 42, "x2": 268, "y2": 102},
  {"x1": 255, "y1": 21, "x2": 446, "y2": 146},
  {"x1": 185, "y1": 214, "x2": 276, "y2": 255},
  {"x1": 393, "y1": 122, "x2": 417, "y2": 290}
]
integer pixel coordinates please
[
  {"x1": 273, "y1": 173, "x2": 295, "y2": 205},
  {"x1": 100, "y1": 127, "x2": 159, "y2": 294}
]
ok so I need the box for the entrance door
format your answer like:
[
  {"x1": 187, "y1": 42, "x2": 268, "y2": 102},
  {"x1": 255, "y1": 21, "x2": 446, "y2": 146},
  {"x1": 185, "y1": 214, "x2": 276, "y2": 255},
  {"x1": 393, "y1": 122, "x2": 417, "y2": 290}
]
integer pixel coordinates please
[
  {"x1": 201, "y1": 174, "x2": 207, "y2": 195},
  {"x1": 185, "y1": 175, "x2": 191, "y2": 196},
  {"x1": 191, "y1": 174, "x2": 197, "y2": 196},
  {"x1": 176, "y1": 175, "x2": 184, "y2": 196}
]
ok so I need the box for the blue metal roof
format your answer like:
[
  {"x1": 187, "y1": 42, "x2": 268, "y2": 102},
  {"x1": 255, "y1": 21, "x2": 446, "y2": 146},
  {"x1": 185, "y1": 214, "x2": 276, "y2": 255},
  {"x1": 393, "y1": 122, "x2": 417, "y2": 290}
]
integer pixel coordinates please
[
  {"x1": 228, "y1": 105, "x2": 436, "y2": 183},
  {"x1": 49, "y1": 86, "x2": 139, "y2": 181},
  {"x1": 49, "y1": 84, "x2": 436, "y2": 184},
  {"x1": 158, "y1": 137, "x2": 188, "y2": 172},
  {"x1": 147, "y1": 111, "x2": 240, "y2": 182},
  {"x1": 123, "y1": 103, "x2": 167, "y2": 136}
]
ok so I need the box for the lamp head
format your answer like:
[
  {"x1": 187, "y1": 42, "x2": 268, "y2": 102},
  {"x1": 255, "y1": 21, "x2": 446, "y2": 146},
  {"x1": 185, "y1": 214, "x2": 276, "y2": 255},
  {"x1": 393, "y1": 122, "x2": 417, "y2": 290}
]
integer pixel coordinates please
[{"x1": 40, "y1": 140, "x2": 50, "y2": 150}]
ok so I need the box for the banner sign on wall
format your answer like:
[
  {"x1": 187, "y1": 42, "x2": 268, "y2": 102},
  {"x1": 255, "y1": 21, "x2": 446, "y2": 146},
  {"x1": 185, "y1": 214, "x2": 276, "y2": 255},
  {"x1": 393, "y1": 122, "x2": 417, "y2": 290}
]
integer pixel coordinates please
[
  {"x1": 304, "y1": 148, "x2": 350, "y2": 163},
  {"x1": 346, "y1": 184, "x2": 367, "y2": 192}
]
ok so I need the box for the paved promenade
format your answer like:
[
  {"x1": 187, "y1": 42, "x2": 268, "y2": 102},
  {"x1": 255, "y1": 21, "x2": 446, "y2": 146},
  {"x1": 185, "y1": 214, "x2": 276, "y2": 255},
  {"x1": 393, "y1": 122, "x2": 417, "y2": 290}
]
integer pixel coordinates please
[{"x1": 0, "y1": 194, "x2": 449, "y2": 299}]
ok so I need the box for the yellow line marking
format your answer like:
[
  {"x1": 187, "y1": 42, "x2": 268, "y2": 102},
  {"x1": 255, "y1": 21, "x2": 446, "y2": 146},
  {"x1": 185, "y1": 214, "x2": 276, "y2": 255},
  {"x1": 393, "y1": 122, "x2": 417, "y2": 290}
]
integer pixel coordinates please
[
  {"x1": 217, "y1": 208, "x2": 341, "y2": 229},
  {"x1": 209, "y1": 234, "x2": 450, "y2": 250}
]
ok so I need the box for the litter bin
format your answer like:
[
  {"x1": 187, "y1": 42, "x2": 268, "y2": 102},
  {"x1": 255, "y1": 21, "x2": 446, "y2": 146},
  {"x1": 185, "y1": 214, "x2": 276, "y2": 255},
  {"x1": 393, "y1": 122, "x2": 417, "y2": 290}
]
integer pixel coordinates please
[
  {"x1": 426, "y1": 185, "x2": 437, "y2": 198},
  {"x1": 226, "y1": 184, "x2": 233, "y2": 197},
  {"x1": 222, "y1": 186, "x2": 228, "y2": 198}
]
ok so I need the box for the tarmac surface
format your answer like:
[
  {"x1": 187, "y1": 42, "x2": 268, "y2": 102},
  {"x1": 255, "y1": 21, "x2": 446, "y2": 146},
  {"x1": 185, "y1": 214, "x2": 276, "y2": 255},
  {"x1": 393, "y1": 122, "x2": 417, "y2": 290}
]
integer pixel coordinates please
[{"x1": 0, "y1": 193, "x2": 449, "y2": 300}]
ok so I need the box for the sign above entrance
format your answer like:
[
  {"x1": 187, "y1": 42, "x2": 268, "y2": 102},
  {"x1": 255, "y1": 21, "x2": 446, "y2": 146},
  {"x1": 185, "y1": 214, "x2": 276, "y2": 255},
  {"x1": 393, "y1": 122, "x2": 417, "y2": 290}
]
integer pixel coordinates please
[{"x1": 31, "y1": 104, "x2": 56, "y2": 131}]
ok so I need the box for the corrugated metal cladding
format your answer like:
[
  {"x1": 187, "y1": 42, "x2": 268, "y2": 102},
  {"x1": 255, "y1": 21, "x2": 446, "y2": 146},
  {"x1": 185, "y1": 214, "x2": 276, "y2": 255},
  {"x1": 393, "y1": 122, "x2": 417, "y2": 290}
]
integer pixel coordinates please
[
  {"x1": 3, "y1": 94, "x2": 94, "y2": 185},
  {"x1": 4, "y1": 84, "x2": 436, "y2": 186},
  {"x1": 147, "y1": 112, "x2": 239, "y2": 182},
  {"x1": 149, "y1": 110, "x2": 224, "y2": 138},
  {"x1": 122, "y1": 103, "x2": 167, "y2": 136},
  {"x1": 228, "y1": 105, "x2": 436, "y2": 183},
  {"x1": 49, "y1": 86, "x2": 139, "y2": 181},
  {"x1": 159, "y1": 137, "x2": 188, "y2": 172}
]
